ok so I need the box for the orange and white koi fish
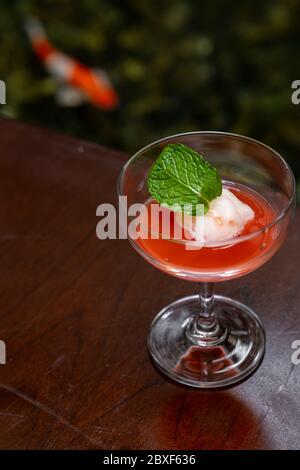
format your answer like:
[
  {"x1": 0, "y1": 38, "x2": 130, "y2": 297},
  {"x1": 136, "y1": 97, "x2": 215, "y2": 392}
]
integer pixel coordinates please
[{"x1": 24, "y1": 17, "x2": 118, "y2": 109}]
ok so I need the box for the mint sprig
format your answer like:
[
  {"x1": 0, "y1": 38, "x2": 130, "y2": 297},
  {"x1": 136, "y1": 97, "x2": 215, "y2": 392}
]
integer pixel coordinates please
[{"x1": 147, "y1": 143, "x2": 222, "y2": 215}]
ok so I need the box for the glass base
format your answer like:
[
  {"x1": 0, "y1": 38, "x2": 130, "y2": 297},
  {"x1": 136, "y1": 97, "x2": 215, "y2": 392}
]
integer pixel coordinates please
[{"x1": 148, "y1": 295, "x2": 265, "y2": 389}]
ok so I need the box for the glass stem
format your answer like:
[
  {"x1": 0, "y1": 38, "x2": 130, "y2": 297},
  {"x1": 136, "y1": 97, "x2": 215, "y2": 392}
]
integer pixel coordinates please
[
  {"x1": 197, "y1": 282, "x2": 216, "y2": 330},
  {"x1": 187, "y1": 282, "x2": 226, "y2": 345}
]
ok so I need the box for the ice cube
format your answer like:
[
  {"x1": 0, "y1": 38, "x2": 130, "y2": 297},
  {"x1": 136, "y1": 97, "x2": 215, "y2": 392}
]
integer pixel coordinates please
[{"x1": 175, "y1": 188, "x2": 254, "y2": 244}]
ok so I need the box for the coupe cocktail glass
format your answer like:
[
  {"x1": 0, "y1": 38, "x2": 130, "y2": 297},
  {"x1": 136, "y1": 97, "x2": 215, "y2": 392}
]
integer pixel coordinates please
[{"x1": 118, "y1": 132, "x2": 295, "y2": 388}]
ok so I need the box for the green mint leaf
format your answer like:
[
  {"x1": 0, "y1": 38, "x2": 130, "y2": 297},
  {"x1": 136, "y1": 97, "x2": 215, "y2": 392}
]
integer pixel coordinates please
[{"x1": 147, "y1": 143, "x2": 222, "y2": 215}]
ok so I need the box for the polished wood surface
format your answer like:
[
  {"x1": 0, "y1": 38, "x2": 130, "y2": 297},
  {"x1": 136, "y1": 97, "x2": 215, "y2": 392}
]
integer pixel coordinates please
[{"x1": 0, "y1": 118, "x2": 299, "y2": 450}]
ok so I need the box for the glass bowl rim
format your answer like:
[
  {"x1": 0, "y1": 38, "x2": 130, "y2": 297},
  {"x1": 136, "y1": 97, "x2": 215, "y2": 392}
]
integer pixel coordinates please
[{"x1": 117, "y1": 131, "x2": 295, "y2": 248}]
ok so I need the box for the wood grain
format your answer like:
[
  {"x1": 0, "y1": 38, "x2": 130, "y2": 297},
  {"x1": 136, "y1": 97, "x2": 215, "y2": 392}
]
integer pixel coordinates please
[{"x1": 0, "y1": 118, "x2": 299, "y2": 449}]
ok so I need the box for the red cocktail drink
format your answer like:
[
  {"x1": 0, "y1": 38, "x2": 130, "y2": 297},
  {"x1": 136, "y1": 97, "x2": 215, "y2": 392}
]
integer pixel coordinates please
[
  {"x1": 137, "y1": 183, "x2": 280, "y2": 281},
  {"x1": 119, "y1": 132, "x2": 295, "y2": 388}
]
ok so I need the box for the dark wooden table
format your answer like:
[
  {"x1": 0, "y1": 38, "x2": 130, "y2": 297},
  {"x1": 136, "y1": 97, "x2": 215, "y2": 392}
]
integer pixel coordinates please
[{"x1": 0, "y1": 118, "x2": 299, "y2": 450}]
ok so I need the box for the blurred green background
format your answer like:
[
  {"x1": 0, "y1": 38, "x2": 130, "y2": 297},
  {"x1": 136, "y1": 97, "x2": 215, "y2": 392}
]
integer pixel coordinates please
[{"x1": 1, "y1": 0, "x2": 300, "y2": 187}]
